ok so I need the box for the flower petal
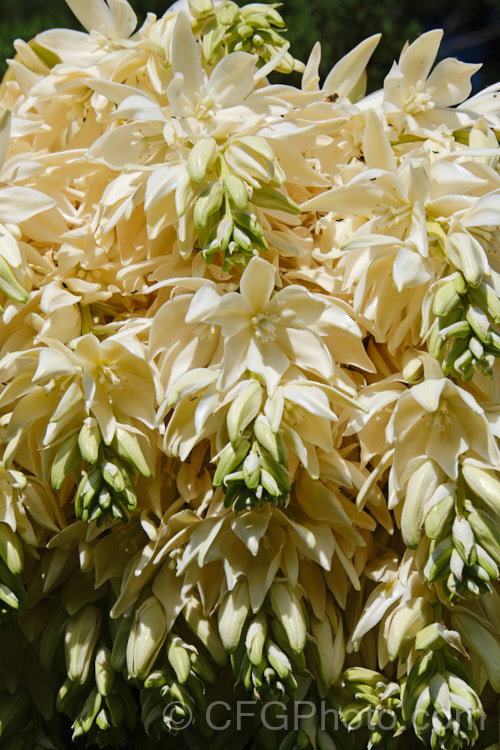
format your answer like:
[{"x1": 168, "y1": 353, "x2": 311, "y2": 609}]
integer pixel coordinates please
[
  {"x1": 240, "y1": 257, "x2": 275, "y2": 314},
  {"x1": 210, "y1": 52, "x2": 256, "y2": 106},
  {"x1": 278, "y1": 328, "x2": 332, "y2": 378},
  {"x1": 171, "y1": 12, "x2": 203, "y2": 92},
  {"x1": 245, "y1": 338, "x2": 289, "y2": 393},
  {"x1": 218, "y1": 330, "x2": 251, "y2": 390},
  {"x1": 0, "y1": 187, "x2": 55, "y2": 224},
  {"x1": 398, "y1": 29, "x2": 443, "y2": 85},
  {"x1": 410, "y1": 379, "x2": 446, "y2": 413}
]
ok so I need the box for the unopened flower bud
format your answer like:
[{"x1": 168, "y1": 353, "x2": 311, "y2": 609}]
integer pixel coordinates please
[
  {"x1": 65, "y1": 605, "x2": 101, "y2": 684},
  {"x1": 267, "y1": 641, "x2": 291, "y2": 679},
  {"x1": 166, "y1": 636, "x2": 191, "y2": 683},
  {"x1": 218, "y1": 580, "x2": 250, "y2": 652},
  {"x1": 126, "y1": 596, "x2": 168, "y2": 679},
  {"x1": 213, "y1": 439, "x2": 250, "y2": 486},
  {"x1": 246, "y1": 612, "x2": 267, "y2": 666},
  {"x1": 188, "y1": 0, "x2": 214, "y2": 18},
  {"x1": 224, "y1": 174, "x2": 248, "y2": 210},
  {"x1": 113, "y1": 426, "x2": 151, "y2": 477},
  {"x1": 269, "y1": 583, "x2": 306, "y2": 653},
  {"x1": 78, "y1": 418, "x2": 101, "y2": 465},
  {"x1": 446, "y1": 232, "x2": 486, "y2": 288},
  {"x1": 95, "y1": 646, "x2": 114, "y2": 696},
  {"x1": 187, "y1": 138, "x2": 218, "y2": 184},
  {"x1": 194, "y1": 182, "x2": 224, "y2": 230},
  {"x1": 227, "y1": 380, "x2": 263, "y2": 444},
  {"x1": 218, "y1": 1, "x2": 239, "y2": 25},
  {"x1": 0, "y1": 523, "x2": 23, "y2": 576}
]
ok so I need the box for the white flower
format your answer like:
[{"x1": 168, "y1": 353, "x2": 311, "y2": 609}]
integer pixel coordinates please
[
  {"x1": 186, "y1": 256, "x2": 333, "y2": 392},
  {"x1": 388, "y1": 377, "x2": 500, "y2": 481},
  {"x1": 302, "y1": 111, "x2": 432, "y2": 257},
  {"x1": 0, "y1": 333, "x2": 156, "y2": 464},
  {"x1": 382, "y1": 29, "x2": 481, "y2": 135},
  {"x1": 0, "y1": 111, "x2": 56, "y2": 304}
]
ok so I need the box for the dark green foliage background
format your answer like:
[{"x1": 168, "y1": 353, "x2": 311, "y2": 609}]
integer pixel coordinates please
[{"x1": 0, "y1": 0, "x2": 499, "y2": 94}]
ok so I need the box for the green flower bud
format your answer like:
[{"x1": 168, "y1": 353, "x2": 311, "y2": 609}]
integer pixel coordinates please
[
  {"x1": 126, "y1": 596, "x2": 167, "y2": 679},
  {"x1": 218, "y1": 580, "x2": 250, "y2": 653},
  {"x1": 183, "y1": 601, "x2": 227, "y2": 666},
  {"x1": 224, "y1": 174, "x2": 248, "y2": 210},
  {"x1": 74, "y1": 467, "x2": 102, "y2": 520},
  {"x1": 259, "y1": 453, "x2": 291, "y2": 496},
  {"x1": 95, "y1": 646, "x2": 114, "y2": 697},
  {"x1": 0, "y1": 524, "x2": 23, "y2": 576},
  {"x1": 194, "y1": 182, "x2": 224, "y2": 230},
  {"x1": 51, "y1": 432, "x2": 80, "y2": 491},
  {"x1": 64, "y1": 605, "x2": 101, "y2": 684},
  {"x1": 243, "y1": 449, "x2": 261, "y2": 489},
  {"x1": 202, "y1": 21, "x2": 226, "y2": 65},
  {"x1": 269, "y1": 583, "x2": 306, "y2": 654},
  {"x1": 101, "y1": 461, "x2": 126, "y2": 493},
  {"x1": 246, "y1": 612, "x2": 267, "y2": 666},
  {"x1": 189, "y1": 649, "x2": 216, "y2": 683},
  {"x1": 188, "y1": 0, "x2": 214, "y2": 18},
  {"x1": 219, "y1": 2, "x2": 240, "y2": 25},
  {"x1": 78, "y1": 418, "x2": 101, "y2": 465},
  {"x1": 470, "y1": 281, "x2": 500, "y2": 324},
  {"x1": 432, "y1": 281, "x2": 461, "y2": 317},
  {"x1": 446, "y1": 232, "x2": 485, "y2": 288},
  {"x1": 227, "y1": 380, "x2": 263, "y2": 444},
  {"x1": 166, "y1": 636, "x2": 191, "y2": 684},
  {"x1": 187, "y1": 138, "x2": 218, "y2": 184},
  {"x1": 213, "y1": 439, "x2": 250, "y2": 486},
  {"x1": 466, "y1": 304, "x2": 491, "y2": 344},
  {"x1": 254, "y1": 415, "x2": 286, "y2": 463},
  {"x1": 217, "y1": 215, "x2": 234, "y2": 251},
  {"x1": 0, "y1": 256, "x2": 28, "y2": 304},
  {"x1": 79, "y1": 688, "x2": 102, "y2": 735},
  {"x1": 267, "y1": 641, "x2": 291, "y2": 679}
]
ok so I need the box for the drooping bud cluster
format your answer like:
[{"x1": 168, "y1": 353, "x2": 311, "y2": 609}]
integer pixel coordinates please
[{"x1": 189, "y1": 0, "x2": 303, "y2": 73}]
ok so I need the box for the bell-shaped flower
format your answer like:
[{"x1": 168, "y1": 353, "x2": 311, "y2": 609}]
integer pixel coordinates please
[
  {"x1": 303, "y1": 111, "x2": 431, "y2": 257},
  {"x1": 0, "y1": 333, "x2": 156, "y2": 469},
  {"x1": 388, "y1": 377, "x2": 500, "y2": 482}
]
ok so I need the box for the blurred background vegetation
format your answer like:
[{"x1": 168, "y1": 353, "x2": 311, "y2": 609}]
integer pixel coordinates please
[{"x1": 0, "y1": 0, "x2": 498, "y2": 92}]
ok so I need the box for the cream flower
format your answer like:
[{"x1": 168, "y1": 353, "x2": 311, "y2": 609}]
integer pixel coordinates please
[
  {"x1": 1, "y1": 6, "x2": 500, "y2": 744},
  {"x1": 0, "y1": 111, "x2": 56, "y2": 306},
  {"x1": 302, "y1": 111, "x2": 432, "y2": 257},
  {"x1": 348, "y1": 550, "x2": 426, "y2": 651},
  {"x1": 186, "y1": 256, "x2": 334, "y2": 392},
  {"x1": 34, "y1": 0, "x2": 139, "y2": 69},
  {"x1": 382, "y1": 29, "x2": 481, "y2": 136},
  {"x1": 388, "y1": 377, "x2": 500, "y2": 482},
  {"x1": 0, "y1": 333, "x2": 156, "y2": 470}
]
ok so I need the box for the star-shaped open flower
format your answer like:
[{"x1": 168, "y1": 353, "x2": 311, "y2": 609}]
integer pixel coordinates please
[{"x1": 186, "y1": 256, "x2": 335, "y2": 392}]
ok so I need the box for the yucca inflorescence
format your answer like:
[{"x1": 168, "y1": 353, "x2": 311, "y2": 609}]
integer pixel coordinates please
[{"x1": 1, "y1": 1, "x2": 500, "y2": 748}]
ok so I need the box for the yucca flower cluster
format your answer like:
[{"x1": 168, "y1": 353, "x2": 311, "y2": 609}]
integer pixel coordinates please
[{"x1": 1, "y1": 0, "x2": 500, "y2": 748}]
